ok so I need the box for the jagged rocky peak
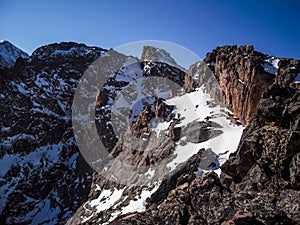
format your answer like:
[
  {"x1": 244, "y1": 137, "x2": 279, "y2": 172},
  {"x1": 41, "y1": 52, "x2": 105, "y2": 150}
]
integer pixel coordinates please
[
  {"x1": 0, "y1": 40, "x2": 29, "y2": 68},
  {"x1": 141, "y1": 45, "x2": 181, "y2": 68},
  {"x1": 31, "y1": 41, "x2": 107, "y2": 60},
  {"x1": 195, "y1": 45, "x2": 283, "y2": 125}
]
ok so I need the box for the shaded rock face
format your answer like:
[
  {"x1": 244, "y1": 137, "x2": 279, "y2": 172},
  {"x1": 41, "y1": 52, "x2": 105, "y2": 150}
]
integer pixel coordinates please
[
  {"x1": 112, "y1": 172, "x2": 295, "y2": 225},
  {"x1": 183, "y1": 120, "x2": 223, "y2": 144},
  {"x1": 220, "y1": 58, "x2": 300, "y2": 222},
  {"x1": 0, "y1": 42, "x2": 107, "y2": 224}
]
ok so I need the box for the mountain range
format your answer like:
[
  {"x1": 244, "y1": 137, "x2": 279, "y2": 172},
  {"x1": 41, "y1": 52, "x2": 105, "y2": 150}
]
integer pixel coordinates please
[{"x1": 0, "y1": 40, "x2": 299, "y2": 225}]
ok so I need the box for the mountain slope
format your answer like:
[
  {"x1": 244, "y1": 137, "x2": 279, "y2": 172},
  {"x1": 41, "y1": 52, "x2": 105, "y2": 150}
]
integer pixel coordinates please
[
  {"x1": 0, "y1": 42, "x2": 107, "y2": 224},
  {"x1": 0, "y1": 40, "x2": 29, "y2": 69},
  {"x1": 0, "y1": 42, "x2": 299, "y2": 225},
  {"x1": 68, "y1": 45, "x2": 299, "y2": 224},
  {"x1": 110, "y1": 54, "x2": 300, "y2": 225}
]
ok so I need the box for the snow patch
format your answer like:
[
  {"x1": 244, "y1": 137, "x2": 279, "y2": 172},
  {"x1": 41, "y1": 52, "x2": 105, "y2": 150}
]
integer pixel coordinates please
[
  {"x1": 145, "y1": 168, "x2": 156, "y2": 178},
  {"x1": 238, "y1": 79, "x2": 246, "y2": 85},
  {"x1": 149, "y1": 87, "x2": 244, "y2": 172},
  {"x1": 263, "y1": 57, "x2": 280, "y2": 75},
  {"x1": 82, "y1": 214, "x2": 94, "y2": 223},
  {"x1": 51, "y1": 47, "x2": 78, "y2": 56},
  {"x1": 105, "y1": 183, "x2": 161, "y2": 224},
  {"x1": 293, "y1": 73, "x2": 300, "y2": 84},
  {"x1": 90, "y1": 188, "x2": 125, "y2": 213},
  {"x1": 11, "y1": 81, "x2": 28, "y2": 95},
  {"x1": 165, "y1": 87, "x2": 212, "y2": 127},
  {"x1": 121, "y1": 184, "x2": 160, "y2": 214}
]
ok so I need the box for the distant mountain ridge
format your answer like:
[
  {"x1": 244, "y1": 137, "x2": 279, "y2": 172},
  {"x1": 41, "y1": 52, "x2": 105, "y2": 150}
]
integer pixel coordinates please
[
  {"x1": 142, "y1": 45, "x2": 186, "y2": 71},
  {"x1": 0, "y1": 40, "x2": 29, "y2": 69}
]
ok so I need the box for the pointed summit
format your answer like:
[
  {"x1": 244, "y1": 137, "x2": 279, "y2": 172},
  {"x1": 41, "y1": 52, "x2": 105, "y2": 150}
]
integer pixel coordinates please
[
  {"x1": 141, "y1": 45, "x2": 183, "y2": 69},
  {"x1": 0, "y1": 40, "x2": 29, "y2": 68}
]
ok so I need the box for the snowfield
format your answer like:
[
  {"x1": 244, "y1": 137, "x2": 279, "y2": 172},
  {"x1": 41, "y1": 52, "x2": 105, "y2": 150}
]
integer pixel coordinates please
[
  {"x1": 152, "y1": 86, "x2": 244, "y2": 174},
  {"x1": 262, "y1": 57, "x2": 280, "y2": 75},
  {"x1": 82, "y1": 85, "x2": 244, "y2": 224}
]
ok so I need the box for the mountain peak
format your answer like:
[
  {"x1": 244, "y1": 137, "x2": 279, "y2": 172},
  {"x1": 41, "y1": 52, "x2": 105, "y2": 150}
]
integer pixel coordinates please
[
  {"x1": 141, "y1": 45, "x2": 182, "y2": 69},
  {"x1": 31, "y1": 41, "x2": 107, "y2": 60},
  {"x1": 0, "y1": 40, "x2": 29, "y2": 68}
]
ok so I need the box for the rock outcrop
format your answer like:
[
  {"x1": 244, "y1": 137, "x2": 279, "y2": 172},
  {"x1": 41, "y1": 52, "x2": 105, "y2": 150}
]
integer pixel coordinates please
[
  {"x1": 185, "y1": 45, "x2": 278, "y2": 125},
  {"x1": 220, "y1": 57, "x2": 300, "y2": 222}
]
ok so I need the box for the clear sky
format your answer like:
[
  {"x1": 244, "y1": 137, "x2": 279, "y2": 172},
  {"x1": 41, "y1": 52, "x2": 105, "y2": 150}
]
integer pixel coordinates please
[{"x1": 0, "y1": 0, "x2": 299, "y2": 59}]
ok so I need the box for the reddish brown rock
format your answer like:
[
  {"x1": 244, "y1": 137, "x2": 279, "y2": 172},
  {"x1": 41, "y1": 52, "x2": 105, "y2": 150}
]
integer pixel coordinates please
[{"x1": 204, "y1": 45, "x2": 276, "y2": 125}]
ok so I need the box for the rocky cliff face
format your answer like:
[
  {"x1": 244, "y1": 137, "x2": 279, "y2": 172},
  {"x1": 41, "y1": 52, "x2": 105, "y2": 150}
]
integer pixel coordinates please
[
  {"x1": 220, "y1": 57, "x2": 300, "y2": 221},
  {"x1": 1, "y1": 43, "x2": 299, "y2": 225},
  {"x1": 185, "y1": 45, "x2": 279, "y2": 125}
]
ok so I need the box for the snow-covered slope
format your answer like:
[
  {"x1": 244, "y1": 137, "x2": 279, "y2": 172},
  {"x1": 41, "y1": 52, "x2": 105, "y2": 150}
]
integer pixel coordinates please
[
  {"x1": 262, "y1": 56, "x2": 280, "y2": 75},
  {"x1": 68, "y1": 49, "x2": 244, "y2": 224},
  {"x1": 0, "y1": 40, "x2": 29, "y2": 68},
  {"x1": 161, "y1": 87, "x2": 244, "y2": 174},
  {"x1": 293, "y1": 72, "x2": 300, "y2": 83},
  {"x1": 85, "y1": 45, "x2": 300, "y2": 225},
  {"x1": 5, "y1": 42, "x2": 297, "y2": 225},
  {"x1": 0, "y1": 42, "x2": 107, "y2": 224}
]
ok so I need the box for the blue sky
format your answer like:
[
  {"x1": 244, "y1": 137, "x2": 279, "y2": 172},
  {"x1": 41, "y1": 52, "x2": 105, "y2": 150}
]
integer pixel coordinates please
[{"x1": 0, "y1": 0, "x2": 299, "y2": 59}]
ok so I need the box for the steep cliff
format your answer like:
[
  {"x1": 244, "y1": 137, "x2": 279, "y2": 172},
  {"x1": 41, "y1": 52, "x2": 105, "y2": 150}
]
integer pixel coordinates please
[{"x1": 185, "y1": 45, "x2": 278, "y2": 125}]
